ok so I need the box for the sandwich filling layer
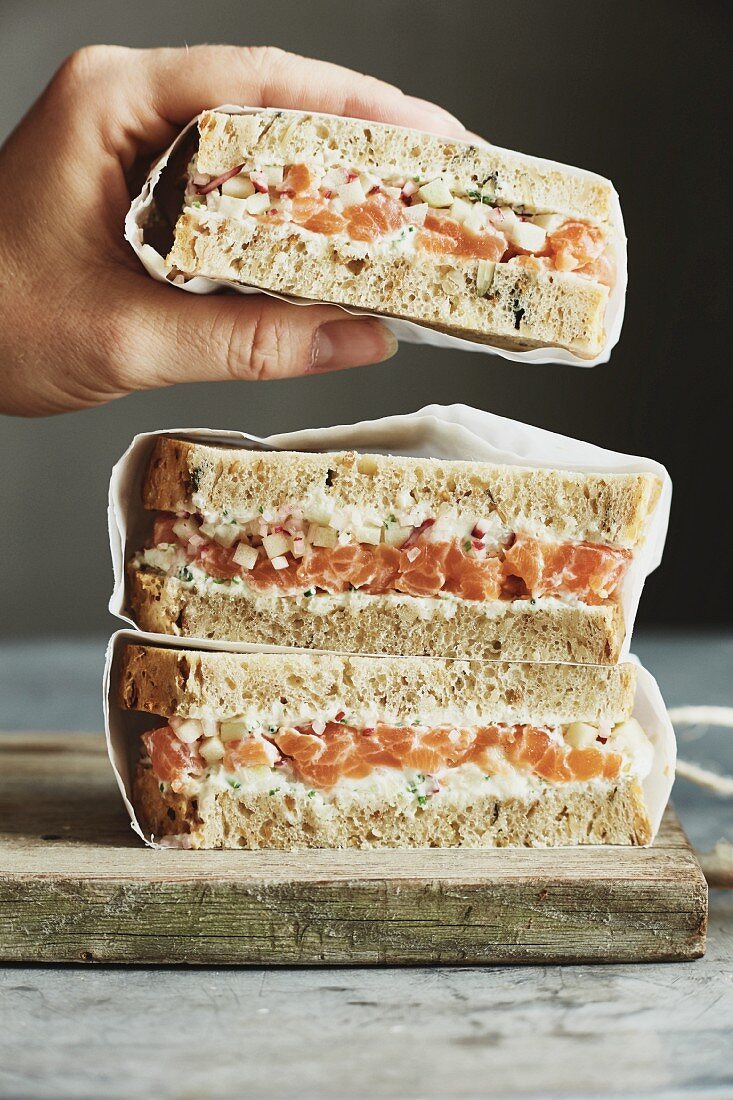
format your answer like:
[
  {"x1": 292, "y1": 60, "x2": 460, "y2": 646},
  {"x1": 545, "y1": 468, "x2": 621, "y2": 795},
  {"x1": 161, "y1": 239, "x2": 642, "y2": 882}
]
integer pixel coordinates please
[
  {"x1": 141, "y1": 714, "x2": 653, "y2": 804},
  {"x1": 135, "y1": 508, "x2": 632, "y2": 609},
  {"x1": 182, "y1": 161, "x2": 615, "y2": 290}
]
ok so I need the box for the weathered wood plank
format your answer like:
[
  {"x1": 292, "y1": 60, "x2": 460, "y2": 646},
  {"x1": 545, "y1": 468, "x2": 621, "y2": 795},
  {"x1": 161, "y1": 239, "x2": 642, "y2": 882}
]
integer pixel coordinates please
[{"x1": 0, "y1": 733, "x2": 708, "y2": 965}]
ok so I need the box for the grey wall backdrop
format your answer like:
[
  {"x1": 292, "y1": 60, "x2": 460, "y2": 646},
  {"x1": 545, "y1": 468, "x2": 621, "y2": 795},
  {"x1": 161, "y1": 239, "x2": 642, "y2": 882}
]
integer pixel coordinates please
[{"x1": 1, "y1": 0, "x2": 730, "y2": 636}]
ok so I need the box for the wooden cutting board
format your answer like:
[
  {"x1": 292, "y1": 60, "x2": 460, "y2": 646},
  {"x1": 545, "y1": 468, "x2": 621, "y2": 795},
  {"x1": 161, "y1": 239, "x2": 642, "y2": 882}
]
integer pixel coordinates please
[{"x1": 0, "y1": 732, "x2": 707, "y2": 966}]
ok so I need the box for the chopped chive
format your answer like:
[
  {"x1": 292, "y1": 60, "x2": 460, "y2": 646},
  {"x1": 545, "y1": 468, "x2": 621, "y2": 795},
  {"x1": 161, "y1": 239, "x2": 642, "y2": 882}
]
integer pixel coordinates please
[
  {"x1": 268, "y1": 787, "x2": 281, "y2": 796},
  {"x1": 416, "y1": 795, "x2": 428, "y2": 806},
  {"x1": 307, "y1": 790, "x2": 316, "y2": 799},
  {"x1": 227, "y1": 779, "x2": 241, "y2": 790},
  {"x1": 303, "y1": 589, "x2": 314, "y2": 597}
]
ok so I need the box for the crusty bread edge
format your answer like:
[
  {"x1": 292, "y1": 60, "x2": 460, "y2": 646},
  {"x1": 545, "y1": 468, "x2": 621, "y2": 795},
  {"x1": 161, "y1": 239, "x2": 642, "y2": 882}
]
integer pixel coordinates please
[
  {"x1": 117, "y1": 641, "x2": 636, "y2": 726},
  {"x1": 196, "y1": 109, "x2": 614, "y2": 223},
  {"x1": 134, "y1": 761, "x2": 653, "y2": 849},
  {"x1": 127, "y1": 568, "x2": 626, "y2": 666},
  {"x1": 140, "y1": 436, "x2": 662, "y2": 548}
]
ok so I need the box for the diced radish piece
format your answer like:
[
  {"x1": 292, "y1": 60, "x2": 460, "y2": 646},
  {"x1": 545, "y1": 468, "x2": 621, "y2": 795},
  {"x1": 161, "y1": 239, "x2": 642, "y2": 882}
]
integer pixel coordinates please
[
  {"x1": 271, "y1": 555, "x2": 289, "y2": 570},
  {"x1": 249, "y1": 170, "x2": 269, "y2": 194},
  {"x1": 382, "y1": 185, "x2": 402, "y2": 200},
  {"x1": 353, "y1": 525, "x2": 382, "y2": 546},
  {"x1": 218, "y1": 195, "x2": 249, "y2": 220},
  {"x1": 199, "y1": 737, "x2": 224, "y2": 763},
  {"x1": 344, "y1": 169, "x2": 359, "y2": 182},
  {"x1": 532, "y1": 213, "x2": 565, "y2": 233},
  {"x1": 173, "y1": 518, "x2": 199, "y2": 542},
  {"x1": 359, "y1": 171, "x2": 380, "y2": 192},
  {"x1": 311, "y1": 718, "x2": 326, "y2": 736},
  {"x1": 197, "y1": 165, "x2": 243, "y2": 195},
  {"x1": 472, "y1": 520, "x2": 491, "y2": 538},
  {"x1": 214, "y1": 524, "x2": 239, "y2": 548},
  {"x1": 448, "y1": 197, "x2": 472, "y2": 225},
  {"x1": 464, "y1": 204, "x2": 489, "y2": 235},
  {"x1": 476, "y1": 260, "x2": 496, "y2": 297},
  {"x1": 220, "y1": 718, "x2": 250, "y2": 743},
  {"x1": 418, "y1": 177, "x2": 453, "y2": 208},
  {"x1": 291, "y1": 535, "x2": 306, "y2": 559},
  {"x1": 169, "y1": 716, "x2": 203, "y2": 744},
  {"x1": 334, "y1": 710, "x2": 345, "y2": 721},
  {"x1": 383, "y1": 523, "x2": 412, "y2": 547},
  {"x1": 401, "y1": 180, "x2": 419, "y2": 199},
  {"x1": 222, "y1": 175, "x2": 256, "y2": 199},
  {"x1": 263, "y1": 532, "x2": 290, "y2": 559},
  {"x1": 233, "y1": 543, "x2": 259, "y2": 570},
  {"x1": 311, "y1": 525, "x2": 338, "y2": 548},
  {"x1": 405, "y1": 546, "x2": 421, "y2": 563},
  {"x1": 199, "y1": 522, "x2": 218, "y2": 539},
  {"x1": 403, "y1": 202, "x2": 428, "y2": 226},
  {"x1": 402, "y1": 518, "x2": 436, "y2": 548},
  {"x1": 506, "y1": 219, "x2": 547, "y2": 252},
  {"x1": 244, "y1": 192, "x2": 271, "y2": 215},
  {"x1": 264, "y1": 165, "x2": 284, "y2": 188},
  {"x1": 201, "y1": 716, "x2": 219, "y2": 739},
  {"x1": 188, "y1": 533, "x2": 207, "y2": 549},
  {"x1": 338, "y1": 178, "x2": 367, "y2": 208}
]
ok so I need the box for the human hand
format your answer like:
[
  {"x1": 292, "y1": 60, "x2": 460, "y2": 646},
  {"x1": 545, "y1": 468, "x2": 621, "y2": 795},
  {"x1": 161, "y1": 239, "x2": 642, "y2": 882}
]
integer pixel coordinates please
[{"x1": 0, "y1": 45, "x2": 466, "y2": 416}]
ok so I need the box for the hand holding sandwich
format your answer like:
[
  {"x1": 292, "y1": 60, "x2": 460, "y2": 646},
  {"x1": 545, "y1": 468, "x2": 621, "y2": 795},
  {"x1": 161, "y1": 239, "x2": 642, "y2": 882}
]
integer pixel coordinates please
[{"x1": 0, "y1": 45, "x2": 466, "y2": 416}]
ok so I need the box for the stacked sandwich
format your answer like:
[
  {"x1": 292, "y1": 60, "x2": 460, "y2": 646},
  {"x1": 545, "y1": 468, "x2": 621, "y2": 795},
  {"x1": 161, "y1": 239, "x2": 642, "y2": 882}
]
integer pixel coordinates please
[{"x1": 115, "y1": 436, "x2": 665, "y2": 849}]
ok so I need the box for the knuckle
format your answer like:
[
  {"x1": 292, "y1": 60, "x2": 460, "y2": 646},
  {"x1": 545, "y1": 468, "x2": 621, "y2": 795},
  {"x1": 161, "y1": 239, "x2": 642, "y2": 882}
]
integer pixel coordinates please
[
  {"x1": 242, "y1": 44, "x2": 288, "y2": 71},
  {"x1": 54, "y1": 45, "x2": 126, "y2": 90},
  {"x1": 226, "y1": 308, "x2": 297, "y2": 381}
]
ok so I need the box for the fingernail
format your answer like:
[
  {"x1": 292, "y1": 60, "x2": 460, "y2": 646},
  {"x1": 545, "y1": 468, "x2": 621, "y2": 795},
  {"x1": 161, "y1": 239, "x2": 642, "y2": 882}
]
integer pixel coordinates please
[
  {"x1": 407, "y1": 96, "x2": 466, "y2": 134},
  {"x1": 311, "y1": 319, "x2": 398, "y2": 372}
]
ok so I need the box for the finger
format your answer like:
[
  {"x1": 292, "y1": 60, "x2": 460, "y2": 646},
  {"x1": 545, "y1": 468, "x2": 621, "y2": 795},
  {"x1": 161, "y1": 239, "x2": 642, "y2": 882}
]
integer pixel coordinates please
[
  {"x1": 114, "y1": 274, "x2": 399, "y2": 391},
  {"x1": 119, "y1": 45, "x2": 465, "y2": 159}
]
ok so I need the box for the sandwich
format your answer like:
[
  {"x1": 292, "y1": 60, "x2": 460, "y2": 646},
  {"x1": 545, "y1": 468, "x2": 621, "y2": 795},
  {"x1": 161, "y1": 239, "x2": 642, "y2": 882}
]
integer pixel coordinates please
[
  {"x1": 127, "y1": 437, "x2": 662, "y2": 664},
  {"x1": 116, "y1": 643, "x2": 655, "y2": 849},
  {"x1": 164, "y1": 109, "x2": 621, "y2": 358}
]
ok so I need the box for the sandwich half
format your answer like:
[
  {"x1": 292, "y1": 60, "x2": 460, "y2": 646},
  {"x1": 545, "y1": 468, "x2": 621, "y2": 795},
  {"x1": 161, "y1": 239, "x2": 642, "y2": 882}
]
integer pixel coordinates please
[
  {"x1": 128, "y1": 437, "x2": 662, "y2": 663},
  {"x1": 165, "y1": 109, "x2": 620, "y2": 358},
  {"x1": 117, "y1": 644, "x2": 655, "y2": 849}
]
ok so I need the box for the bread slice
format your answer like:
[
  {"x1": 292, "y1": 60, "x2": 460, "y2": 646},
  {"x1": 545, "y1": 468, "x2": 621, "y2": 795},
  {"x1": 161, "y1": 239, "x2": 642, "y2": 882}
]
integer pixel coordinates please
[
  {"x1": 128, "y1": 567, "x2": 624, "y2": 664},
  {"x1": 117, "y1": 644, "x2": 653, "y2": 849},
  {"x1": 134, "y1": 762, "x2": 652, "y2": 849},
  {"x1": 196, "y1": 111, "x2": 613, "y2": 221},
  {"x1": 117, "y1": 644, "x2": 636, "y2": 727},
  {"x1": 143, "y1": 438, "x2": 661, "y2": 549},
  {"x1": 165, "y1": 109, "x2": 620, "y2": 358},
  {"x1": 127, "y1": 437, "x2": 659, "y2": 661}
]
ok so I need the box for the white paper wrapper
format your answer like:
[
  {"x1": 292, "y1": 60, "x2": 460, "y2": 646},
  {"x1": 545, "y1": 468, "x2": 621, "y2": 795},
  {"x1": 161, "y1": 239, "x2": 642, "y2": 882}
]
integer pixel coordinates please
[
  {"x1": 108, "y1": 403, "x2": 671, "y2": 660},
  {"x1": 103, "y1": 629, "x2": 676, "y2": 849},
  {"x1": 125, "y1": 105, "x2": 627, "y2": 367}
]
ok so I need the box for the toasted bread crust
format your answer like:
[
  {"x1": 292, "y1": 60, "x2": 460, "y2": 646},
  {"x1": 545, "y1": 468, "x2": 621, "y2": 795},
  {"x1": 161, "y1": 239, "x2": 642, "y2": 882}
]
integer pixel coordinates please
[
  {"x1": 127, "y1": 568, "x2": 625, "y2": 664},
  {"x1": 142, "y1": 437, "x2": 661, "y2": 549},
  {"x1": 134, "y1": 762, "x2": 652, "y2": 849},
  {"x1": 117, "y1": 642, "x2": 636, "y2": 726}
]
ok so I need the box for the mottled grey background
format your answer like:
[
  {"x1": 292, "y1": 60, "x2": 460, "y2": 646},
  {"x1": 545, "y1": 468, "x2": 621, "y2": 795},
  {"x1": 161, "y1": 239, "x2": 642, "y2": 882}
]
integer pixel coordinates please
[{"x1": 0, "y1": 0, "x2": 729, "y2": 636}]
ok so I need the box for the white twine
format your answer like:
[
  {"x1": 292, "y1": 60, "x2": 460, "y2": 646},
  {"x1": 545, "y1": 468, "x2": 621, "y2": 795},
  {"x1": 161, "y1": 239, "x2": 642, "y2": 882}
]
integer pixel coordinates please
[
  {"x1": 666, "y1": 706, "x2": 733, "y2": 798},
  {"x1": 667, "y1": 707, "x2": 733, "y2": 886}
]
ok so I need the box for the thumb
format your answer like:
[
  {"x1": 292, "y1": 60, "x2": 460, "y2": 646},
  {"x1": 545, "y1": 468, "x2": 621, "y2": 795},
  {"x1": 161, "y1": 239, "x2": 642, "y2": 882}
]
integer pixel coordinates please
[{"x1": 119, "y1": 278, "x2": 399, "y2": 391}]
